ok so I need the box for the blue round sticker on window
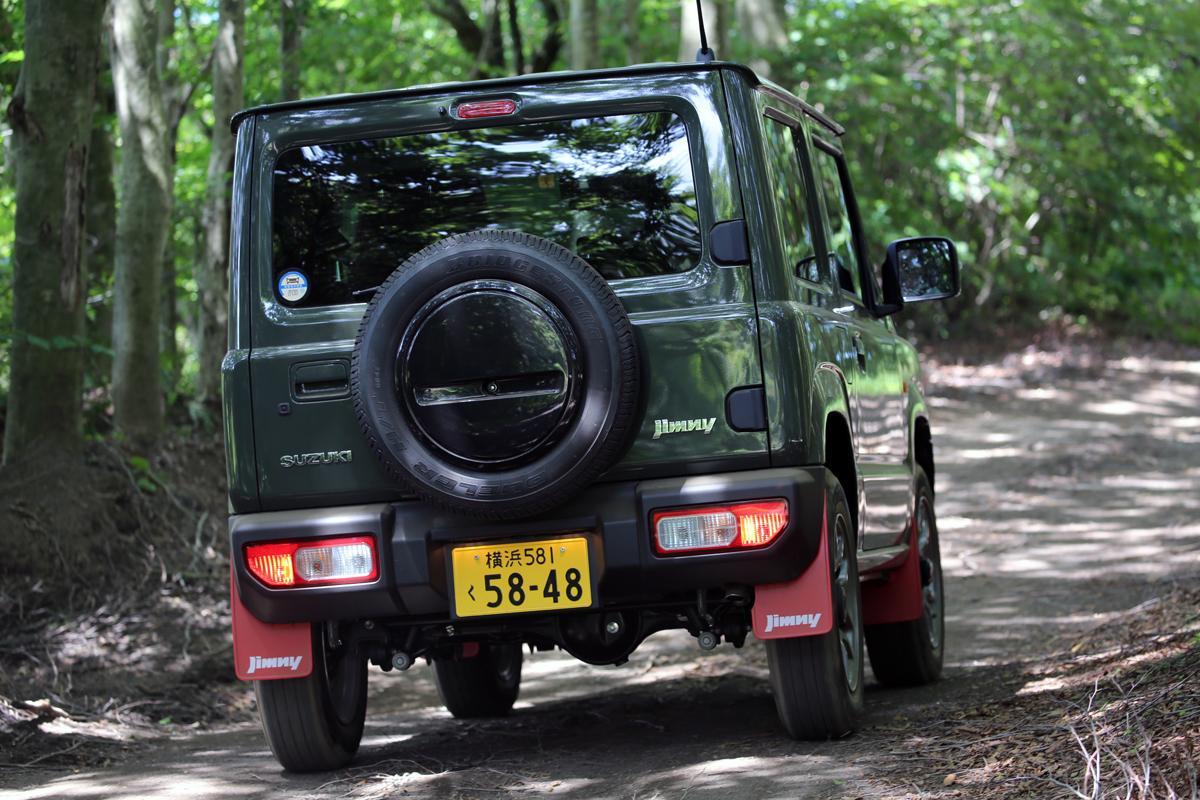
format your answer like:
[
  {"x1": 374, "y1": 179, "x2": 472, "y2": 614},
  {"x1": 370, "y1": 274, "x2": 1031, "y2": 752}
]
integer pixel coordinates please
[{"x1": 278, "y1": 270, "x2": 308, "y2": 303}]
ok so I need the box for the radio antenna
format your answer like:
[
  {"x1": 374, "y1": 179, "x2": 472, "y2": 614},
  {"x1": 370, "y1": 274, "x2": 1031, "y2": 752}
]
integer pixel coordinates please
[{"x1": 694, "y1": 0, "x2": 715, "y2": 63}]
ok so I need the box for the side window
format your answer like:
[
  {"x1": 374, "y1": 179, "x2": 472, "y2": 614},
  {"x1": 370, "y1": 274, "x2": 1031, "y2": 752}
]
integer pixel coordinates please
[
  {"x1": 811, "y1": 145, "x2": 863, "y2": 302},
  {"x1": 761, "y1": 116, "x2": 820, "y2": 284}
]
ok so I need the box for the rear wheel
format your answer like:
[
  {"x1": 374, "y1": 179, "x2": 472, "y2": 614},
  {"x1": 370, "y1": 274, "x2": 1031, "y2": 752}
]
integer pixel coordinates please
[
  {"x1": 434, "y1": 643, "x2": 523, "y2": 718},
  {"x1": 865, "y1": 467, "x2": 945, "y2": 686},
  {"x1": 255, "y1": 625, "x2": 367, "y2": 772},
  {"x1": 766, "y1": 474, "x2": 864, "y2": 739}
]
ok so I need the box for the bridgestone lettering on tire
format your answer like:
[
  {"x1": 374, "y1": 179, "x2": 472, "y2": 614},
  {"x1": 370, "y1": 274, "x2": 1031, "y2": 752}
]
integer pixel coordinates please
[{"x1": 352, "y1": 230, "x2": 639, "y2": 520}]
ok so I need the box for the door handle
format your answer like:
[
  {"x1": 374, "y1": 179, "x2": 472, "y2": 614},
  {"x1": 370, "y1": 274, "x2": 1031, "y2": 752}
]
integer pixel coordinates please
[
  {"x1": 291, "y1": 360, "x2": 350, "y2": 401},
  {"x1": 853, "y1": 333, "x2": 867, "y2": 371}
]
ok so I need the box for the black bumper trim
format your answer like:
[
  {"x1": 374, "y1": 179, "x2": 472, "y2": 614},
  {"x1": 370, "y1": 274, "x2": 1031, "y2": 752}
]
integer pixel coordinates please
[{"x1": 231, "y1": 466, "x2": 827, "y2": 625}]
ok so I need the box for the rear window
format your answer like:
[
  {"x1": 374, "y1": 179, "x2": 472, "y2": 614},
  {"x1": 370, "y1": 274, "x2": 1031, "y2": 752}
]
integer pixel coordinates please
[{"x1": 270, "y1": 112, "x2": 700, "y2": 307}]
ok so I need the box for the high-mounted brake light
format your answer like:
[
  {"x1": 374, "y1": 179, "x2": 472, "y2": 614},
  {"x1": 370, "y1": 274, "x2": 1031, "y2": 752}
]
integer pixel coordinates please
[
  {"x1": 245, "y1": 535, "x2": 378, "y2": 588},
  {"x1": 455, "y1": 99, "x2": 518, "y2": 119},
  {"x1": 652, "y1": 499, "x2": 789, "y2": 555}
]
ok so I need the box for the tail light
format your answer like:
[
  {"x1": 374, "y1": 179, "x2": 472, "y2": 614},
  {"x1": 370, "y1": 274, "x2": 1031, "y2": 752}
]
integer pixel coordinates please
[
  {"x1": 653, "y1": 499, "x2": 789, "y2": 555},
  {"x1": 245, "y1": 535, "x2": 378, "y2": 588}
]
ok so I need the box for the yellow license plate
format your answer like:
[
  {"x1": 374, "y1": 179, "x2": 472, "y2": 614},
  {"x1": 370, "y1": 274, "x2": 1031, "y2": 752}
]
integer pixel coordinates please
[{"x1": 451, "y1": 537, "x2": 592, "y2": 618}]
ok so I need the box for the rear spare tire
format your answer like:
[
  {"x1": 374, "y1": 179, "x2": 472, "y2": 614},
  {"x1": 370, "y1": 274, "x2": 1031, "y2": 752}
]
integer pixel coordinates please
[{"x1": 352, "y1": 230, "x2": 638, "y2": 520}]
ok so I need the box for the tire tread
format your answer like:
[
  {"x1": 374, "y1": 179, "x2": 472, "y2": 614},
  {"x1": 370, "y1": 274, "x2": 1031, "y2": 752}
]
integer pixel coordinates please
[{"x1": 350, "y1": 229, "x2": 638, "y2": 520}]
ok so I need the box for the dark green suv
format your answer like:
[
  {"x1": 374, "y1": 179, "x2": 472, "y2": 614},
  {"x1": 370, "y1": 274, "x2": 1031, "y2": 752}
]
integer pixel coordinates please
[{"x1": 224, "y1": 61, "x2": 960, "y2": 772}]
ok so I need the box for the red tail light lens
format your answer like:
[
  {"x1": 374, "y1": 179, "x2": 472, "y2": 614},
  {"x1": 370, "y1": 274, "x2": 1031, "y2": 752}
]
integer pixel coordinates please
[
  {"x1": 653, "y1": 499, "x2": 789, "y2": 554},
  {"x1": 245, "y1": 535, "x2": 378, "y2": 588},
  {"x1": 455, "y1": 99, "x2": 518, "y2": 119}
]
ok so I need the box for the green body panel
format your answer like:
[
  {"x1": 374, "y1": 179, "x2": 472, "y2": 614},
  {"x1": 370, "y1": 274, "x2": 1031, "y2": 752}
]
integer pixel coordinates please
[
  {"x1": 232, "y1": 69, "x2": 769, "y2": 512},
  {"x1": 223, "y1": 62, "x2": 934, "y2": 551},
  {"x1": 721, "y1": 70, "x2": 920, "y2": 550}
]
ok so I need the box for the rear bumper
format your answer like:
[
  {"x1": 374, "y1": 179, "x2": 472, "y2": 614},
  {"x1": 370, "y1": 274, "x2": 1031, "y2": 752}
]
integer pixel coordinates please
[{"x1": 230, "y1": 466, "x2": 827, "y2": 625}]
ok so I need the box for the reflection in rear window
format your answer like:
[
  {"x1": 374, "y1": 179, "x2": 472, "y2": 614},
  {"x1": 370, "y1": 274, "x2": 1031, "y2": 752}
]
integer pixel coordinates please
[{"x1": 271, "y1": 113, "x2": 701, "y2": 307}]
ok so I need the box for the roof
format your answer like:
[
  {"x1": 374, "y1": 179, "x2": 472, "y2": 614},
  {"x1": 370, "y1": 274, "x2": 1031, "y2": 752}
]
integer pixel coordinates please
[{"x1": 229, "y1": 60, "x2": 844, "y2": 137}]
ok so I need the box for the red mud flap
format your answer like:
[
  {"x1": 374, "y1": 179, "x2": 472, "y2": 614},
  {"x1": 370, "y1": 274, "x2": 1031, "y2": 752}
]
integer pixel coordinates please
[
  {"x1": 231, "y1": 569, "x2": 313, "y2": 681},
  {"x1": 861, "y1": 513, "x2": 924, "y2": 625},
  {"x1": 751, "y1": 497, "x2": 834, "y2": 639}
]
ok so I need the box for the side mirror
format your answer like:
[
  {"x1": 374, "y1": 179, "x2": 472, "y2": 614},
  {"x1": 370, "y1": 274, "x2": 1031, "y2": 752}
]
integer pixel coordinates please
[{"x1": 880, "y1": 236, "x2": 960, "y2": 310}]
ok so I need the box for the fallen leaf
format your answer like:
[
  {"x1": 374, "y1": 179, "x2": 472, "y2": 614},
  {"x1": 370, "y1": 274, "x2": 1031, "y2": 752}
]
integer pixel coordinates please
[{"x1": 943, "y1": 773, "x2": 958, "y2": 786}]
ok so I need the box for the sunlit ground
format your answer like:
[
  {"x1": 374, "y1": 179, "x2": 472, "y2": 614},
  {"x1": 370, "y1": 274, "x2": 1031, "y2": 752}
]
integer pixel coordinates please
[{"x1": 5, "y1": 344, "x2": 1199, "y2": 799}]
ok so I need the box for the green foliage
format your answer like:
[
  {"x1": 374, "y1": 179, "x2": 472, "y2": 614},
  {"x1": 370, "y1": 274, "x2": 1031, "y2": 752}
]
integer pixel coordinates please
[
  {"x1": 0, "y1": 0, "x2": 21, "y2": 401},
  {"x1": 738, "y1": 0, "x2": 1200, "y2": 342},
  {"x1": 2, "y1": 0, "x2": 1198, "y2": 437}
]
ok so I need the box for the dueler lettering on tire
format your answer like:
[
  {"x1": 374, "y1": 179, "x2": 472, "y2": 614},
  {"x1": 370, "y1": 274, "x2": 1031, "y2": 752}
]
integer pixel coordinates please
[{"x1": 351, "y1": 230, "x2": 639, "y2": 519}]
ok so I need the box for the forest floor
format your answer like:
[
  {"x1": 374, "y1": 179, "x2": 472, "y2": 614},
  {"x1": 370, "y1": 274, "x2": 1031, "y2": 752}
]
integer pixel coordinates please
[{"x1": 1, "y1": 337, "x2": 1198, "y2": 799}]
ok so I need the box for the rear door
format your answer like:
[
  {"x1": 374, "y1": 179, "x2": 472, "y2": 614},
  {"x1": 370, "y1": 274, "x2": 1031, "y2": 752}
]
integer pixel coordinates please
[
  {"x1": 245, "y1": 72, "x2": 768, "y2": 511},
  {"x1": 808, "y1": 140, "x2": 911, "y2": 549}
]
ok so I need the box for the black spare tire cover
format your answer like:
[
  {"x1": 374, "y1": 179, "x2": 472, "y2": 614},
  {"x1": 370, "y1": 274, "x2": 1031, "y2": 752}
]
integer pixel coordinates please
[{"x1": 352, "y1": 230, "x2": 639, "y2": 519}]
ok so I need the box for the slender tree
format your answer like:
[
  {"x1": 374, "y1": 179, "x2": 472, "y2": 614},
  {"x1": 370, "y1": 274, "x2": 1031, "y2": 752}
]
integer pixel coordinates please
[
  {"x1": 736, "y1": 0, "x2": 786, "y2": 78},
  {"x1": 569, "y1": 0, "x2": 599, "y2": 70},
  {"x1": 159, "y1": 0, "x2": 180, "y2": 392},
  {"x1": 84, "y1": 110, "x2": 117, "y2": 383},
  {"x1": 158, "y1": 1, "x2": 215, "y2": 397},
  {"x1": 679, "y1": 0, "x2": 727, "y2": 62},
  {"x1": 623, "y1": 0, "x2": 640, "y2": 65},
  {"x1": 431, "y1": 0, "x2": 561, "y2": 76},
  {"x1": 477, "y1": 0, "x2": 505, "y2": 77},
  {"x1": 111, "y1": 0, "x2": 171, "y2": 444},
  {"x1": 280, "y1": 0, "x2": 305, "y2": 100},
  {"x1": 506, "y1": 0, "x2": 524, "y2": 74},
  {"x1": 2, "y1": 0, "x2": 106, "y2": 465},
  {"x1": 195, "y1": 0, "x2": 244, "y2": 407},
  {"x1": 529, "y1": 0, "x2": 563, "y2": 72}
]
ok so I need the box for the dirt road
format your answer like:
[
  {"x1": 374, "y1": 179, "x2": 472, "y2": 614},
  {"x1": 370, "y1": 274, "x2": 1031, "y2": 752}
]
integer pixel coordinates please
[{"x1": 4, "y1": 345, "x2": 1199, "y2": 799}]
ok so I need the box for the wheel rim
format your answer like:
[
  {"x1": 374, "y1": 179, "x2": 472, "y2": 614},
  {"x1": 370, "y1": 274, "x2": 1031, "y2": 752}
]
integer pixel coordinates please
[
  {"x1": 917, "y1": 496, "x2": 944, "y2": 651},
  {"x1": 832, "y1": 513, "x2": 862, "y2": 693}
]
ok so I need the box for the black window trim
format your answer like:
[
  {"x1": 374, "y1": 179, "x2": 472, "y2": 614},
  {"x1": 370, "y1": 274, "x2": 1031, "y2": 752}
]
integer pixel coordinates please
[
  {"x1": 760, "y1": 105, "x2": 833, "y2": 296},
  {"x1": 763, "y1": 105, "x2": 830, "y2": 293},
  {"x1": 810, "y1": 135, "x2": 884, "y2": 314}
]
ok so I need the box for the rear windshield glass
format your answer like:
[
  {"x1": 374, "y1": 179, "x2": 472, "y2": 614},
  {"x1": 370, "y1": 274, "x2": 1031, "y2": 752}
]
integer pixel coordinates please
[{"x1": 270, "y1": 112, "x2": 700, "y2": 307}]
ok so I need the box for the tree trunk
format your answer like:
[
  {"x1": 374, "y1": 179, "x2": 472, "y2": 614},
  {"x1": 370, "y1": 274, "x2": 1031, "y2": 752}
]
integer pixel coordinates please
[
  {"x1": 280, "y1": 0, "x2": 305, "y2": 101},
  {"x1": 85, "y1": 115, "x2": 116, "y2": 385},
  {"x1": 506, "y1": 0, "x2": 525, "y2": 75},
  {"x1": 473, "y1": 0, "x2": 505, "y2": 78},
  {"x1": 735, "y1": 0, "x2": 787, "y2": 79},
  {"x1": 195, "y1": 0, "x2": 244, "y2": 407},
  {"x1": 678, "y1": 0, "x2": 719, "y2": 62},
  {"x1": 569, "y1": 0, "x2": 599, "y2": 70},
  {"x1": 111, "y1": 0, "x2": 171, "y2": 445},
  {"x1": 623, "y1": 0, "x2": 640, "y2": 64},
  {"x1": 2, "y1": 0, "x2": 106, "y2": 465},
  {"x1": 159, "y1": 0, "x2": 179, "y2": 396},
  {"x1": 529, "y1": 0, "x2": 562, "y2": 73}
]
